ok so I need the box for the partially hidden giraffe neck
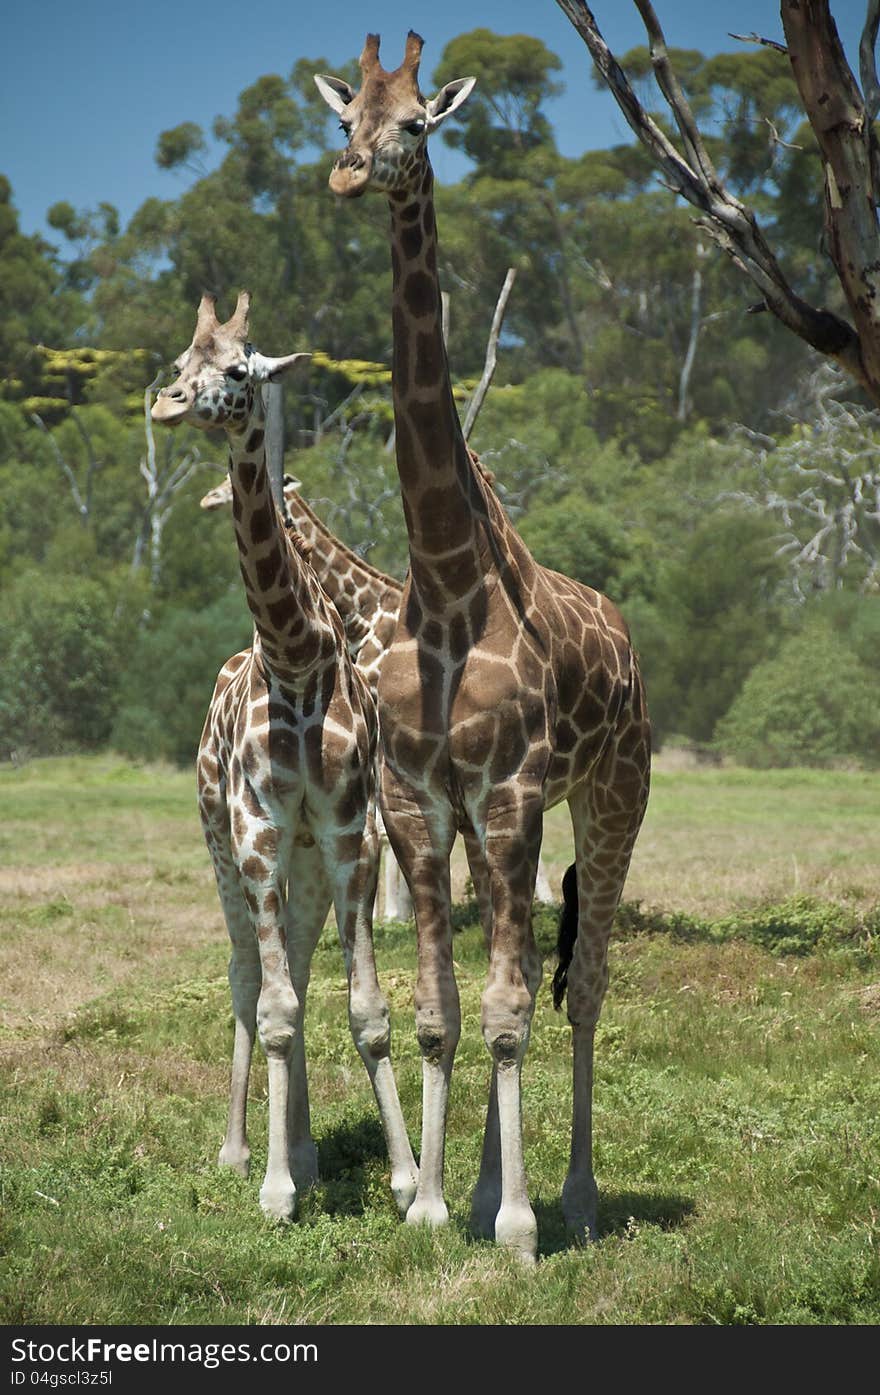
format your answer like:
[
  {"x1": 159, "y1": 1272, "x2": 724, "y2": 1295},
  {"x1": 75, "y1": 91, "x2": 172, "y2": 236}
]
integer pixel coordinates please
[
  {"x1": 288, "y1": 488, "x2": 403, "y2": 606},
  {"x1": 227, "y1": 403, "x2": 338, "y2": 689},
  {"x1": 389, "y1": 165, "x2": 491, "y2": 608}
]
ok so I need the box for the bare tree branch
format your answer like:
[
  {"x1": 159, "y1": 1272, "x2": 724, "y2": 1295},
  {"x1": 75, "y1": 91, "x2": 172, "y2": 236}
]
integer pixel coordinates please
[
  {"x1": 678, "y1": 241, "x2": 707, "y2": 422},
  {"x1": 553, "y1": 0, "x2": 872, "y2": 398},
  {"x1": 726, "y1": 363, "x2": 880, "y2": 594},
  {"x1": 730, "y1": 31, "x2": 788, "y2": 55},
  {"x1": 30, "y1": 413, "x2": 89, "y2": 521},
  {"x1": 635, "y1": 0, "x2": 720, "y2": 190},
  {"x1": 462, "y1": 267, "x2": 517, "y2": 441},
  {"x1": 134, "y1": 375, "x2": 208, "y2": 583}
]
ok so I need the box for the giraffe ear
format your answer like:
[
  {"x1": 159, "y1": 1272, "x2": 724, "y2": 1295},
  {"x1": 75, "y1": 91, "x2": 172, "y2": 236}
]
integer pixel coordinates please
[
  {"x1": 314, "y1": 74, "x2": 356, "y2": 115},
  {"x1": 249, "y1": 351, "x2": 312, "y2": 383},
  {"x1": 425, "y1": 77, "x2": 476, "y2": 131}
]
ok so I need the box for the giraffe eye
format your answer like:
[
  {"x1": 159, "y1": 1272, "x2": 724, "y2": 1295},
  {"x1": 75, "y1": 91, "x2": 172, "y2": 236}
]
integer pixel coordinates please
[
  {"x1": 226, "y1": 364, "x2": 247, "y2": 381},
  {"x1": 404, "y1": 119, "x2": 426, "y2": 137}
]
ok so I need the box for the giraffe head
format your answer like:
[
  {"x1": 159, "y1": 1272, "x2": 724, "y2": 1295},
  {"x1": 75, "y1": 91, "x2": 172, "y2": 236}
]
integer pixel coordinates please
[
  {"x1": 152, "y1": 291, "x2": 310, "y2": 430},
  {"x1": 199, "y1": 472, "x2": 303, "y2": 511},
  {"x1": 315, "y1": 31, "x2": 475, "y2": 198}
]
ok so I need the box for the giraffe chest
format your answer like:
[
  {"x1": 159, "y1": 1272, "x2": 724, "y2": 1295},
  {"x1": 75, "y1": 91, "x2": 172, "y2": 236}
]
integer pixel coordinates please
[
  {"x1": 377, "y1": 627, "x2": 553, "y2": 799},
  {"x1": 206, "y1": 654, "x2": 375, "y2": 800}
]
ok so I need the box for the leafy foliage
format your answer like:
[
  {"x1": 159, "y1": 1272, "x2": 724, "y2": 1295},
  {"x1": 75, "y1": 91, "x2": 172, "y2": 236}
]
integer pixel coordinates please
[
  {"x1": 2, "y1": 27, "x2": 879, "y2": 767},
  {"x1": 0, "y1": 570, "x2": 126, "y2": 756},
  {"x1": 112, "y1": 593, "x2": 253, "y2": 766},
  {"x1": 715, "y1": 608, "x2": 880, "y2": 769}
]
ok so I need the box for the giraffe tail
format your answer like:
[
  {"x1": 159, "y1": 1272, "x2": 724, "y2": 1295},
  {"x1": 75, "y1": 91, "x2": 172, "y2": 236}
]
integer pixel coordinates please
[{"x1": 551, "y1": 862, "x2": 579, "y2": 1010}]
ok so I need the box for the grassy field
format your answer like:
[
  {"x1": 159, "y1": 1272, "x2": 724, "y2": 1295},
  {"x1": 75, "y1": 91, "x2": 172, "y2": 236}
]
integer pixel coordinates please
[{"x1": 0, "y1": 754, "x2": 878, "y2": 1325}]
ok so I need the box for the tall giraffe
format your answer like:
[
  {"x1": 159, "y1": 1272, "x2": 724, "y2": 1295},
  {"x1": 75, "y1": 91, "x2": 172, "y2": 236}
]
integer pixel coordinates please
[
  {"x1": 316, "y1": 33, "x2": 651, "y2": 1263},
  {"x1": 151, "y1": 291, "x2": 417, "y2": 1222},
  {"x1": 201, "y1": 467, "x2": 554, "y2": 922}
]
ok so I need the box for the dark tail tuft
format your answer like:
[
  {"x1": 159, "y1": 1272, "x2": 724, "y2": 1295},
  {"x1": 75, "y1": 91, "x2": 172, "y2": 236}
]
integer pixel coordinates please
[{"x1": 552, "y1": 862, "x2": 579, "y2": 1010}]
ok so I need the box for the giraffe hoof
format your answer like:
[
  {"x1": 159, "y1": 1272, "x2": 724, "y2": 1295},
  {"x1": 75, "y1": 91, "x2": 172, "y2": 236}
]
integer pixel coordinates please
[
  {"x1": 495, "y1": 1204, "x2": 538, "y2": 1264},
  {"x1": 218, "y1": 1143, "x2": 251, "y2": 1178},
  {"x1": 259, "y1": 1180, "x2": 297, "y2": 1223},
  {"x1": 405, "y1": 1196, "x2": 449, "y2": 1229},
  {"x1": 391, "y1": 1167, "x2": 419, "y2": 1218}
]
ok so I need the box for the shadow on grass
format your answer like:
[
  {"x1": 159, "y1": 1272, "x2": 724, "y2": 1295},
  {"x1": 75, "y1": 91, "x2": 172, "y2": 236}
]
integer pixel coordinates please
[
  {"x1": 312, "y1": 1115, "x2": 390, "y2": 1217},
  {"x1": 532, "y1": 1190, "x2": 695, "y2": 1257}
]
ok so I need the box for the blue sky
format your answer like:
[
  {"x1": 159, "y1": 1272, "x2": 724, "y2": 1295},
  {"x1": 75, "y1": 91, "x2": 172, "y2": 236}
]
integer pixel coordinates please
[{"x1": 3, "y1": 0, "x2": 872, "y2": 246}]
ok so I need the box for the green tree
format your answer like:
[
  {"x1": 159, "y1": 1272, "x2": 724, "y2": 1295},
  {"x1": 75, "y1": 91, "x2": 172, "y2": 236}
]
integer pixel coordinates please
[
  {"x1": 0, "y1": 571, "x2": 124, "y2": 756},
  {"x1": 519, "y1": 494, "x2": 632, "y2": 597},
  {"x1": 716, "y1": 617, "x2": 880, "y2": 768},
  {"x1": 112, "y1": 593, "x2": 252, "y2": 766},
  {"x1": 0, "y1": 177, "x2": 86, "y2": 400},
  {"x1": 432, "y1": 30, "x2": 563, "y2": 174},
  {"x1": 645, "y1": 509, "x2": 785, "y2": 745}
]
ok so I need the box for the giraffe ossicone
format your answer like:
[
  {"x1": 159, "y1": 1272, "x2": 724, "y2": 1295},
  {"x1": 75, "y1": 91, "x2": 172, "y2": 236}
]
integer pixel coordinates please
[
  {"x1": 316, "y1": 33, "x2": 651, "y2": 1264},
  {"x1": 152, "y1": 290, "x2": 418, "y2": 1223}
]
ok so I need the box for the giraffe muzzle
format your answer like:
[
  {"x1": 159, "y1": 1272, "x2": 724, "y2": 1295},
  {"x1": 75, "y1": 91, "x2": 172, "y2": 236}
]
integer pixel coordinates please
[
  {"x1": 329, "y1": 149, "x2": 371, "y2": 198},
  {"x1": 151, "y1": 384, "x2": 190, "y2": 424}
]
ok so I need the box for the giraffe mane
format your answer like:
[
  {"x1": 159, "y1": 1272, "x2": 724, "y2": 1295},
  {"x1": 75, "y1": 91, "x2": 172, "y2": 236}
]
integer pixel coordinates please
[{"x1": 283, "y1": 521, "x2": 314, "y2": 565}]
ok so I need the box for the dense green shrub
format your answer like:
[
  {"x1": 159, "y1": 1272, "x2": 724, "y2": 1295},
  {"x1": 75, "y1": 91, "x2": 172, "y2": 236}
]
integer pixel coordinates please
[
  {"x1": 0, "y1": 569, "x2": 123, "y2": 757},
  {"x1": 715, "y1": 617, "x2": 880, "y2": 768},
  {"x1": 111, "y1": 592, "x2": 251, "y2": 766},
  {"x1": 613, "y1": 894, "x2": 880, "y2": 957},
  {"x1": 519, "y1": 493, "x2": 632, "y2": 596}
]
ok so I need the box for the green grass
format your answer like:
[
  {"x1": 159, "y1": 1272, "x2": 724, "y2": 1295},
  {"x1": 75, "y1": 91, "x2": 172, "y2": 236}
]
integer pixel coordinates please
[{"x1": 1, "y1": 755, "x2": 879, "y2": 1324}]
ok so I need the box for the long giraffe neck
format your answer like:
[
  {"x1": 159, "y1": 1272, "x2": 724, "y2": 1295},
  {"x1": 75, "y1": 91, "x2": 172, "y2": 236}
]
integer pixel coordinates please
[
  {"x1": 227, "y1": 403, "x2": 338, "y2": 688},
  {"x1": 287, "y1": 487, "x2": 403, "y2": 612},
  {"x1": 389, "y1": 166, "x2": 490, "y2": 608}
]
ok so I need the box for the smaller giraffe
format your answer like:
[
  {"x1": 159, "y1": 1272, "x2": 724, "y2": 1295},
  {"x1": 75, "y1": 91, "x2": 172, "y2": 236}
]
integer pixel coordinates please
[
  {"x1": 152, "y1": 291, "x2": 417, "y2": 1222},
  {"x1": 200, "y1": 470, "x2": 413, "y2": 920}
]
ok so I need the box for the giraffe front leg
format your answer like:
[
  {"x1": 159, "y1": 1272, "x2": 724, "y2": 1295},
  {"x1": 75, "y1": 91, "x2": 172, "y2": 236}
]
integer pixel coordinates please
[
  {"x1": 285, "y1": 843, "x2": 333, "y2": 1192},
  {"x1": 477, "y1": 798, "x2": 544, "y2": 1264},
  {"x1": 235, "y1": 854, "x2": 300, "y2": 1223},
  {"x1": 383, "y1": 781, "x2": 458, "y2": 1230},
  {"x1": 325, "y1": 812, "x2": 418, "y2": 1218},
  {"x1": 220, "y1": 905, "x2": 260, "y2": 1178},
  {"x1": 200, "y1": 795, "x2": 257, "y2": 1179}
]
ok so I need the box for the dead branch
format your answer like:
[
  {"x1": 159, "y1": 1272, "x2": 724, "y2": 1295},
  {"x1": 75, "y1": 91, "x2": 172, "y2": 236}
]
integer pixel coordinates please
[
  {"x1": 30, "y1": 412, "x2": 89, "y2": 521},
  {"x1": 730, "y1": 31, "x2": 788, "y2": 55},
  {"x1": 553, "y1": 0, "x2": 872, "y2": 398},
  {"x1": 727, "y1": 364, "x2": 880, "y2": 593},
  {"x1": 134, "y1": 374, "x2": 208, "y2": 582},
  {"x1": 462, "y1": 267, "x2": 517, "y2": 441}
]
